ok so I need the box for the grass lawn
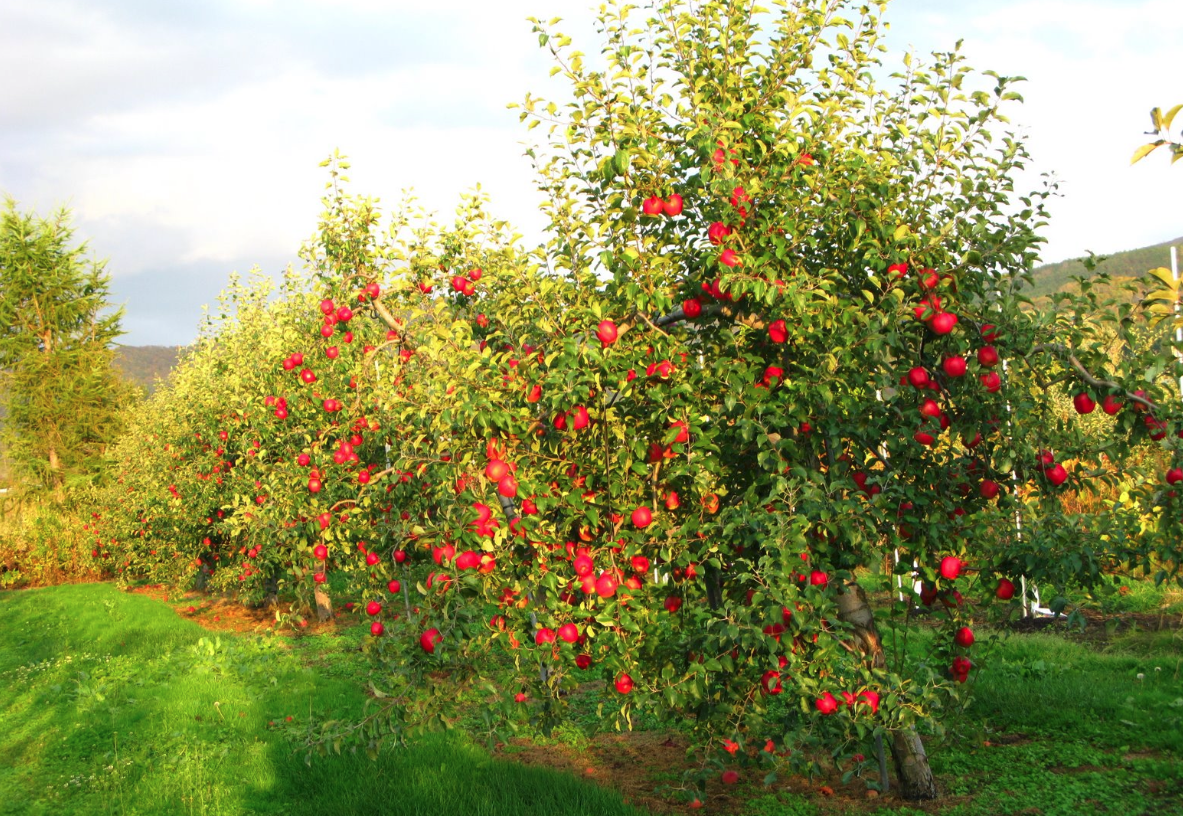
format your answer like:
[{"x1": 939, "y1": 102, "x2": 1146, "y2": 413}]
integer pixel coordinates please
[{"x1": 1, "y1": 582, "x2": 1180, "y2": 815}]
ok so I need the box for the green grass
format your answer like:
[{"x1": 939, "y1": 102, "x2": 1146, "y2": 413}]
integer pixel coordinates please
[
  {"x1": 4, "y1": 583, "x2": 1182, "y2": 816},
  {"x1": 0, "y1": 583, "x2": 646, "y2": 816}
]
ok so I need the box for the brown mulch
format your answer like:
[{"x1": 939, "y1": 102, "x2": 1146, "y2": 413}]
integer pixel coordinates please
[
  {"x1": 498, "y1": 730, "x2": 983, "y2": 814},
  {"x1": 127, "y1": 584, "x2": 361, "y2": 636}
]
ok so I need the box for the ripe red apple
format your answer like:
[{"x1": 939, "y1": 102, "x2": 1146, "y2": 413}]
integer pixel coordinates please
[
  {"x1": 683, "y1": 298, "x2": 703, "y2": 317},
  {"x1": 1073, "y1": 393, "x2": 1096, "y2": 414},
  {"x1": 914, "y1": 431, "x2": 935, "y2": 446},
  {"x1": 663, "y1": 194, "x2": 683, "y2": 216},
  {"x1": 954, "y1": 627, "x2": 974, "y2": 647},
  {"x1": 930, "y1": 311, "x2": 958, "y2": 335},
  {"x1": 558, "y1": 623, "x2": 579, "y2": 643},
  {"x1": 809, "y1": 570, "x2": 829, "y2": 587},
  {"x1": 486, "y1": 459, "x2": 509, "y2": 481},
  {"x1": 980, "y1": 479, "x2": 999, "y2": 500},
  {"x1": 308, "y1": 478, "x2": 322, "y2": 494},
  {"x1": 977, "y1": 345, "x2": 1000, "y2": 367},
  {"x1": 707, "y1": 222, "x2": 732, "y2": 245},
  {"x1": 908, "y1": 366, "x2": 930, "y2": 388},
  {"x1": 642, "y1": 196, "x2": 664, "y2": 215},
  {"x1": 614, "y1": 673, "x2": 634, "y2": 694},
  {"x1": 721, "y1": 770, "x2": 739, "y2": 785},
  {"x1": 420, "y1": 628, "x2": 442, "y2": 654},
  {"x1": 980, "y1": 371, "x2": 1001, "y2": 392},
  {"x1": 595, "y1": 573, "x2": 618, "y2": 598},
  {"x1": 1046, "y1": 463, "x2": 1068, "y2": 486},
  {"x1": 632, "y1": 506, "x2": 653, "y2": 528},
  {"x1": 857, "y1": 689, "x2": 880, "y2": 714},
  {"x1": 535, "y1": 627, "x2": 556, "y2": 645},
  {"x1": 365, "y1": 551, "x2": 379, "y2": 566},
  {"x1": 816, "y1": 692, "x2": 838, "y2": 714},
  {"x1": 996, "y1": 578, "x2": 1016, "y2": 600},
  {"x1": 1167, "y1": 468, "x2": 1183, "y2": 485},
  {"x1": 572, "y1": 405, "x2": 590, "y2": 430},
  {"x1": 940, "y1": 556, "x2": 962, "y2": 581},
  {"x1": 1101, "y1": 394, "x2": 1123, "y2": 415},
  {"x1": 595, "y1": 319, "x2": 618, "y2": 347},
  {"x1": 719, "y1": 248, "x2": 742, "y2": 267},
  {"x1": 313, "y1": 544, "x2": 328, "y2": 560},
  {"x1": 574, "y1": 554, "x2": 594, "y2": 577},
  {"x1": 768, "y1": 319, "x2": 788, "y2": 343},
  {"x1": 943, "y1": 356, "x2": 967, "y2": 377},
  {"x1": 575, "y1": 654, "x2": 592, "y2": 670},
  {"x1": 370, "y1": 621, "x2": 384, "y2": 637},
  {"x1": 630, "y1": 555, "x2": 650, "y2": 573},
  {"x1": 365, "y1": 601, "x2": 381, "y2": 616},
  {"x1": 498, "y1": 475, "x2": 518, "y2": 498},
  {"x1": 393, "y1": 550, "x2": 406, "y2": 564},
  {"x1": 920, "y1": 398, "x2": 941, "y2": 418},
  {"x1": 387, "y1": 579, "x2": 401, "y2": 594},
  {"x1": 664, "y1": 596, "x2": 683, "y2": 613},
  {"x1": 300, "y1": 369, "x2": 317, "y2": 384}
]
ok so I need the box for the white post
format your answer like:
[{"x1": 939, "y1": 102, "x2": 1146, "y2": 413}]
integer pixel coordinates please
[{"x1": 1173, "y1": 246, "x2": 1181, "y2": 398}]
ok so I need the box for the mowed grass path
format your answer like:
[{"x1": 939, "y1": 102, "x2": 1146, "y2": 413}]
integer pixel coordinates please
[
  {"x1": 3, "y1": 583, "x2": 1183, "y2": 816},
  {"x1": 0, "y1": 583, "x2": 646, "y2": 816}
]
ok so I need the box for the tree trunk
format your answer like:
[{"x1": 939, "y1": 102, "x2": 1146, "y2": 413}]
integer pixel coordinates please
[
  {"x1": 835, "y1": 580, "x2": 938, "y2": 801},
  {"x1": 313, "y1": 587, "x2": 333, "y2": 622}
]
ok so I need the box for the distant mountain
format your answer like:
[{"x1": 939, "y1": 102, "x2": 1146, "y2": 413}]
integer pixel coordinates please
[
  {"x1": 1027, "y1": 236, "x2": 1183, "y2": 299},
  {"x1": 114, "y1": 345, "x2": 183, "y2": 394}
]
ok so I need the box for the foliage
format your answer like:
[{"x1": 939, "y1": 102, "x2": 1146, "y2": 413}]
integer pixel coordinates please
[
  {"x1": 0, "y1": 199, "x2": 135, "y2": 492},
  {"x1": 1131, "y1": 103, "x2": 1183, "y2": 165}
]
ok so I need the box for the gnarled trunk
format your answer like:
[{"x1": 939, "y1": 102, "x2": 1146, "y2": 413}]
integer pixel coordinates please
[
  {"x1": 835, "y1": 580, "x2": 938, "y2": 801},
  {"x1": 313, "y1": 587, "x2": 333, "y2": 621}
]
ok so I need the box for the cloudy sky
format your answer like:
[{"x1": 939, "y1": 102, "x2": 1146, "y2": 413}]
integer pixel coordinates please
[{"x1": 1, "y1": 0, "x2": 1178, "y2": 346}]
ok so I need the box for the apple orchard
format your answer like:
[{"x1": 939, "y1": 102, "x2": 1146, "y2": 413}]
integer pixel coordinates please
[{"x1": 84, "y1": 0, "x2": 1182, "y2": 802}]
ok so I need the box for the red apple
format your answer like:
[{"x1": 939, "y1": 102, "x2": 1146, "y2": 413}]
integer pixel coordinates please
[
  {"x1": 595, "y1": 319, "x2": 618, "y2": 347},
  {"x1": 930, "y1": 312, "x2": 958, "y2": 335},
  {"x1": 632, "y1": 506, "x2": 653, "y2": 528},
  {"x1": 977, "y1": 345, "x2": 1000, "y2": 367},
  {"x1": 721, "y1": 770, "x2": 739, "y2": 785},
  {"x1": 366, "y1": 601, "x2": 381, "y2": 616},
  {"x1": 954, "y1": 627, "x2": 974, "y2": 647},
  {"x1": 486, "y1": 459, "x2": 509, "y2": 481},
  {"x1": 370, "y1": 621, "x2": 385, "y2": 637},
  {"x1": 939, "y1": 556, "x2": 961, "y2": 581},
  {"x1": 1046, "y1": 463, "x2": 1068, "y2": 486},
  {"x1": 943, "y1": 356, "x2": 967, "y2": 377},
  {"x1": 1101, "y1": 394, "x2": 1123, "y2": 415},
  {"x1": 683, "y1": 298, "x2": 703, "y2": 318},
  {"x1": 768, "y1": 319, "x2": 788, "y2": 343},
  {"x1": 387, "y1": 579, "x2": 401, "y2": 594},
  {"x1": 1167, "y1": 468, "x2": 1183, "y2": 485},
  {"x1": 1073, "y1": 393, "x2": 1096, "y2": 414},
  {"x1": 816, "y1": 692, "x2": 838, "y2": 714},
  {"x1": 558, "y1": 623, "x2": 579, "y2": 643},
  {"x1": 663, "y1": 194, "x2": 683, "y2": 216},
  {"x1": 980, "y1": 479, "x2": 999, "y2": 500},
  {"x1": 908, "y1": 366, "x2": 930, "y2": 388},
  {"x1": 996, "y1": 578, "x2": 1016, "y2": 600},
  {"x1": 498, "y1": 475, "x2": 518, "y2": 498},
  {"x1": 614, "y1": 673, "x2": 634, "y2": 694},
  {"x1": 420, "y1": 628, "x2": 442, "y2": 654},
  {"x1": 642, "y1": 196, "x2": 664, "y2": 215}
]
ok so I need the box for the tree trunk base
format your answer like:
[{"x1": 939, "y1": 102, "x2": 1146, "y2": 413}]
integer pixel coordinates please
[
  {"x1": 890, "y1": 729, "x2": 938, "y2": 800},
  {"x1": 313, "y1": 588, "x2": 333, "y2": 621}
]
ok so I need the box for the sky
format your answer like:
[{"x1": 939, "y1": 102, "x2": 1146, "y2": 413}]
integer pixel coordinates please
[{"x1": 1, "y1": 0, "x2": 1179, "y2": 346}]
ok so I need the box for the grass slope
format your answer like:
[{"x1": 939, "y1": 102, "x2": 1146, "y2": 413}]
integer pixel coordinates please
[{"x1": 0, "y1": 583, "x2": 645, "y2": 816}]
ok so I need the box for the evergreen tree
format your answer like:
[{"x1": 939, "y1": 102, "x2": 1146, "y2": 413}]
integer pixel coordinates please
[{"x1": 0, "y1": 199, "x2": 133, "y2": 492}]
